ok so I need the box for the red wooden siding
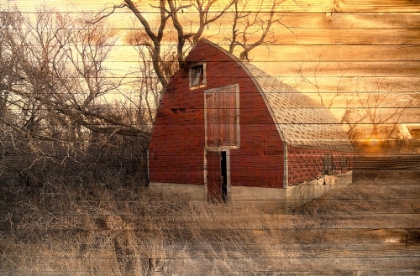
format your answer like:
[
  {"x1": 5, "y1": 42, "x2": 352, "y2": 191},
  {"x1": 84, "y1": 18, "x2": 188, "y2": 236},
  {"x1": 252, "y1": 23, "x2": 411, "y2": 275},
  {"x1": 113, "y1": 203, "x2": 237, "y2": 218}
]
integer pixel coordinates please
[
  {"x1": 287, "y1": 146, "x2": 353, "y2": 185},
  {"x1": 149, "y1": 40, "x2": 285, "y2": 188}
]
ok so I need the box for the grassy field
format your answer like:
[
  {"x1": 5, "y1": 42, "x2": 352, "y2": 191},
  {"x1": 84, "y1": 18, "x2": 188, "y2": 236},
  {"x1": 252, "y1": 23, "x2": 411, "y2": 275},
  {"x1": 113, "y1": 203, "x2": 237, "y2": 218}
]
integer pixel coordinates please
[{"x1": 1, "y1": 167, "x2": 419, "y2": 275}]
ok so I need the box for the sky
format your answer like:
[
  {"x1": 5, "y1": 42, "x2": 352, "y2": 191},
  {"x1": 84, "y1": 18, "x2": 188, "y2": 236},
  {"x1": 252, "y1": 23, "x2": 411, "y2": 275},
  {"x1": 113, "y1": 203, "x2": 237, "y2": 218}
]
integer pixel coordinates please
[
  {"x1": 3, "y1": 0, "x2": 335, "y2": 77},
  {"x1": 5, "y1": 0, "x2": 111, "y2": 11},
  {"x1": 4, "y1": 0, "x2": 285, "y2": 77},
  {"x1": 4, "y1": 0, "x2": 420, "y2": 131},
  {"x1": 6, "y1": 0, "x2": 149, "y2": 78}
]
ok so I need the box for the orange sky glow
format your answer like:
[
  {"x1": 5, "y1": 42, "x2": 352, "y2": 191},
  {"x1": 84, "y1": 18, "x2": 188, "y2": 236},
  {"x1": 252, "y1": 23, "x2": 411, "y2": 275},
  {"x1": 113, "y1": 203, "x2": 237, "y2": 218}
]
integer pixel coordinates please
[{"x1": 5, "y1": 0, "x2": 420, "y2": 132}]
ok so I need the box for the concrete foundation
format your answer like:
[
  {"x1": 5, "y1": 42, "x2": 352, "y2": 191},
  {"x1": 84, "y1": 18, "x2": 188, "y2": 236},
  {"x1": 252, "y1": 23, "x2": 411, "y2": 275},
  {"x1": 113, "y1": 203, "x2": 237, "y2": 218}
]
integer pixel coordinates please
[
  {"x1": 148, "y1": 183, "x2": 207, "y2": 201},
  {"x1": 149, "y1": 171, "x2": 352, "y2": 210}
]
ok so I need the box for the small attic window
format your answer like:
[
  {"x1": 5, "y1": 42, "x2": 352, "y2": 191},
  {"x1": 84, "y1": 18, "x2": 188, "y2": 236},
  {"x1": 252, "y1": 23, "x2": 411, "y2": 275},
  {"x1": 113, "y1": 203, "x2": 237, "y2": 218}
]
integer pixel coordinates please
[{"x1": 189, "y1": 63, "x2": 206, "y2": 89}]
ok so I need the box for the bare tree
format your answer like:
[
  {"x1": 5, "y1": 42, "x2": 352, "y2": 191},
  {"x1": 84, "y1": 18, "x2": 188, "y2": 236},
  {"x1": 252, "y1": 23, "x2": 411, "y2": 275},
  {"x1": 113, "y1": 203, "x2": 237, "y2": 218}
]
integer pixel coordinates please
[
  {"x1": 339, "y1": 97, "x2": 369, "y2": 142},
  {"x1": 120, "y1": 0, "x2": 234, "y2": 88},
  {"x1": 297, "y1": 57, "x2": 349, "y2": 109},
  {"x1": 117, "y1": 0, "x2": 290, "y2": 124},
  {"x1": 227, "y1": 0, "x2": 289, "y2": 61},
  {"x1": 0, "y1": 7, "x2": 150, "y2": 185},
  {"x1": 111, "y1": 45, "x2": 165, "y2": 133},
  {"x1": 3, "y1": 8, "x2": 150, "y2": 140},
  {"x1": 354, "y1": 79, "x2": 415, "y2": 140},
  {"x1": 298, "y1": 60, "x2": 416, "y2": 144},
  {"x1": 134, "y1": 45, "x2": 166, "y2": 125},
  {"x1": 0, "y1": 10, "x2": 20, "y2": 119}
]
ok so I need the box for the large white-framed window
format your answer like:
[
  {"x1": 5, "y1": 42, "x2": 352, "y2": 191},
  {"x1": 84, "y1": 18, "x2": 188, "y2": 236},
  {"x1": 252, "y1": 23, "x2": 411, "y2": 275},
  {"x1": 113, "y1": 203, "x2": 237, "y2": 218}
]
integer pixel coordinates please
[{"x1": 204, "y1": 84, "x2": 240, "y2": 149}]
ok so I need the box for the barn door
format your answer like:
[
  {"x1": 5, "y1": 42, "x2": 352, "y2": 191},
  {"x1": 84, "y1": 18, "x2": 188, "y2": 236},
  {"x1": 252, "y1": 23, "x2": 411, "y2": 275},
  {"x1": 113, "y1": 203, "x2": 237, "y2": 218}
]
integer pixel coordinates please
[
  {"x1": 206, "y1": 151, "x2": 227, "y2": 202},
  {"x1": 205, "y1": 84, "x2": 239, "y2": 148}
]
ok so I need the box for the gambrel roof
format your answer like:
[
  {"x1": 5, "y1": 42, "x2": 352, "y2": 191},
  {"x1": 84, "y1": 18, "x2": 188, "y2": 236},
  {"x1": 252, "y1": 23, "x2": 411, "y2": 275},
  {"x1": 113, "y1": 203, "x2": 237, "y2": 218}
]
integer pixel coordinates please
[{"x1": 205, "y1": 39, "x2": 353, "y2": 152}]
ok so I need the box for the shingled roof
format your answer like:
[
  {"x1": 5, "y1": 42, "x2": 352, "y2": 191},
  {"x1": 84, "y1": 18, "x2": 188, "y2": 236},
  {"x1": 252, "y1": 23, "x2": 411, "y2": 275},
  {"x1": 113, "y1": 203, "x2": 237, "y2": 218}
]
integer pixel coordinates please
[
  {"x1": 242, "y1": 63, "x2": 353, "y2": 152},
  {"x1": 201, "y1": 39, "x2": 353, "y2": 152}
]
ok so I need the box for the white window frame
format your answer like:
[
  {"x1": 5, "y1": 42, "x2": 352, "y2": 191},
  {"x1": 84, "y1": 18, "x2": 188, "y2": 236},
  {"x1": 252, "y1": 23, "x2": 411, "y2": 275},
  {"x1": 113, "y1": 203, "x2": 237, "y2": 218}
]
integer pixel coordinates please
[{"x1": 189, "y1": 62, "x2": 207, "y2": 89}]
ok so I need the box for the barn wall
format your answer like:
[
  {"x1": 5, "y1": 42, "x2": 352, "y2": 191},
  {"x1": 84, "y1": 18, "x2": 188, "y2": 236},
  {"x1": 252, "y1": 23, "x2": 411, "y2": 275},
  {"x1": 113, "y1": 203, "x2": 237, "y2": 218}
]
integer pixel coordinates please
[
  {"x1": 288, "y1": 146, "x2": 353, "y2": 186},
  {"x1": 149, "y1": 42, "x2": 285, "y2": 188},
  {"x1": 148, "y1": 62, "x2": 206, "y2": 185}
]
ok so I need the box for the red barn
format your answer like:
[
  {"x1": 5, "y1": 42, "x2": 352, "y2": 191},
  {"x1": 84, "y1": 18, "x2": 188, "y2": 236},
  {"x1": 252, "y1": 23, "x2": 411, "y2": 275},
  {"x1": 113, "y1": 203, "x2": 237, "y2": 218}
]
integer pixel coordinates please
[{"x1": 148, "y1": 39, "x2": 353, "y2": 206}]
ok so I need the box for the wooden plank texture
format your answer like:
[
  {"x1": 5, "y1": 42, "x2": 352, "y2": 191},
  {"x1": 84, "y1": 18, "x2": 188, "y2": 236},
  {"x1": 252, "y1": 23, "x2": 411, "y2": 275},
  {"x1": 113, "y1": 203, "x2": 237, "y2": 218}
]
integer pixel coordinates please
[
  {"x1": 276, "y1": 12, "x2": 420, "y2": 29},
  {"x1": 1, "y1": 0, "x2": 419, "y2": 275}
]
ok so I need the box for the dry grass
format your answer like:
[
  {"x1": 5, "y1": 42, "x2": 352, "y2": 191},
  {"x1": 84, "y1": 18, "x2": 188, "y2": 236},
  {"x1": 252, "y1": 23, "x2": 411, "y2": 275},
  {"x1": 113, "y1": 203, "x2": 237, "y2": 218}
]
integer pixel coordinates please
[
  {"x1": 0, "y1": 180, "x2": 272, "y2": 275},
  {"x1": 1, "y1": 170, "x2": 420, "y2": 275}
]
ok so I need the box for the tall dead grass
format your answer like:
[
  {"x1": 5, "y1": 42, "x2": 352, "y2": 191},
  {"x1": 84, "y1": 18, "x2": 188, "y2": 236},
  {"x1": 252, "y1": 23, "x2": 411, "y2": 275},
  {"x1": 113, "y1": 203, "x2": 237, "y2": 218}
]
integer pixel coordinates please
[
  {"x1": 1, "y1": 176, "x2": 309, "y2": 275},
  {"x1": 2, "y1": 170, "x2": 419, "y2": 274},
  {"x1": 3, "y1": 141, "x2": 419, "y2": 275}
]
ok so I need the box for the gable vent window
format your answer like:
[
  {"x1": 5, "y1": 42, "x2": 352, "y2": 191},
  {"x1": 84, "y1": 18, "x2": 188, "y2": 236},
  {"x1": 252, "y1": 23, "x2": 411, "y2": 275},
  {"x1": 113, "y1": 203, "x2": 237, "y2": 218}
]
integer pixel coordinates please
[{"x1": 189, "y1": 63, "x2": 206, "y2": 89}]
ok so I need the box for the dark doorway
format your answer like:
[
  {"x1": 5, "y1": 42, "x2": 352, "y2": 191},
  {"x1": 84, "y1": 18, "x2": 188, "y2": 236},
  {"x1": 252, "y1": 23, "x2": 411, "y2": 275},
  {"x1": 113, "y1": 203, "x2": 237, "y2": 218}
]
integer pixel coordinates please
[
  {"x1": 221, "y1": 151, "x2": 227, "y2": 202},
  {"x1": 206, "y1": 151, "x2": 228, "y2": 203}
]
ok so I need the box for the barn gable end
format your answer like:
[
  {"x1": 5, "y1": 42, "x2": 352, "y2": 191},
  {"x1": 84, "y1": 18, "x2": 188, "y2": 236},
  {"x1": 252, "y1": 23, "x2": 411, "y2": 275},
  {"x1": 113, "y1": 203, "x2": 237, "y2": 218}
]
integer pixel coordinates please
[{"x1": 148, "y1": 39, "x2": 353, "y2": 205}]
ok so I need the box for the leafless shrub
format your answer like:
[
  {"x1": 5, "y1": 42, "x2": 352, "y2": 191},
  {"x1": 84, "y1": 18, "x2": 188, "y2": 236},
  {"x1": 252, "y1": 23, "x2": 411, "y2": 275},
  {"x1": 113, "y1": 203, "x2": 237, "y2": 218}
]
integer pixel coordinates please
[{"x1": 0, "y1": 7, "x2": 150, "y2": 192}]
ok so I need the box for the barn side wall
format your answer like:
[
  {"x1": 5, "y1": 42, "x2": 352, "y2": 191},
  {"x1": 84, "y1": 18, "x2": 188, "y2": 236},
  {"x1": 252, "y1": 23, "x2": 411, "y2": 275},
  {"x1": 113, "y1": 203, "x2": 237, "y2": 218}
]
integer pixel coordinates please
[
  {"x1": 287, "y1": 146, "x2": 353, "y2": 186},
  {"x1": 149, "y1": 41, "x2": 285, "y2": 188}
]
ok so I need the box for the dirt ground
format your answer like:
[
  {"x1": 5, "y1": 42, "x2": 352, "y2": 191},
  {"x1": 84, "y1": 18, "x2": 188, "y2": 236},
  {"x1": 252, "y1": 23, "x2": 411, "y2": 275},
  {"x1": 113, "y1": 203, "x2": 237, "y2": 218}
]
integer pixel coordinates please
[{"x1": 1, "y1": 168, "x2": 419, "y2": 275}]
